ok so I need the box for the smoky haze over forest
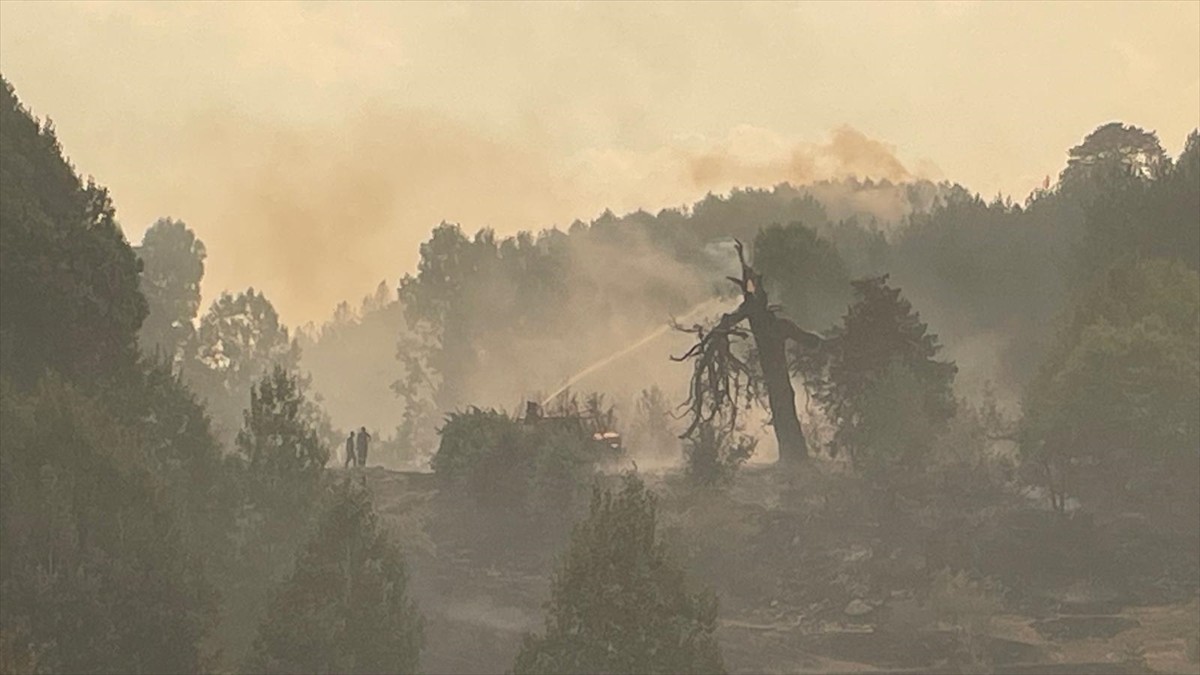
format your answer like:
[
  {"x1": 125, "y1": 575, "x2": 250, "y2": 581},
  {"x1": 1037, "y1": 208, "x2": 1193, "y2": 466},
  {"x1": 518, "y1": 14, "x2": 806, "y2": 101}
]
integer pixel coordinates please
[
  {"x1": 1, "y1": 3, "x2": 1198, "y2": 675},
  {"x1": 2, "y1": 1, "x2": 1198, "y2": 323}
]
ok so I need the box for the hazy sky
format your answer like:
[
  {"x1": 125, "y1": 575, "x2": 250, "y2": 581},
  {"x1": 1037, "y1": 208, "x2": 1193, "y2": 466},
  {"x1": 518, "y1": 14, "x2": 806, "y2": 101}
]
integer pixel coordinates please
[{"x1": 2, "y1": 1, "x2": 1198, "y2": 325}]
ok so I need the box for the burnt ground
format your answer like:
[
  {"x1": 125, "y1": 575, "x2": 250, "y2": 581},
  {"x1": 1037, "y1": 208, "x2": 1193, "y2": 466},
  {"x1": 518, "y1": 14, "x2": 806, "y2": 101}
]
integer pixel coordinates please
[{"x1": 356, "y1": 466, "x2": 1200, "y2": 674}]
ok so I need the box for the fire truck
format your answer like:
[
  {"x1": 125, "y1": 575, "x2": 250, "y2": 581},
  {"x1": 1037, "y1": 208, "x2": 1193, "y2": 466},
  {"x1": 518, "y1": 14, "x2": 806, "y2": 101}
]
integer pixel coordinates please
[{"x1": 520, "y1": 400, "x2": 624, "y2": 458}]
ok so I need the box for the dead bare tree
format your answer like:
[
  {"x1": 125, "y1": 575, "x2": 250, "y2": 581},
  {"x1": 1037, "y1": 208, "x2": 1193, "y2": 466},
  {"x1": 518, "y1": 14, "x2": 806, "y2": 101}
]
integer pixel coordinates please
[{"x1": 673, "y1": 240, "x2": 823, "y2": 464}]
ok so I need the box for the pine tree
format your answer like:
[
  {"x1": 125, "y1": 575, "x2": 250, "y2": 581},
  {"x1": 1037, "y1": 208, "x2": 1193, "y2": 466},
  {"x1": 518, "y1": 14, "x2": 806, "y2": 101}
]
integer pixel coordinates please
[
  {"x1": 684, "y1": 415, "x2": 756, "y2": 488},
  {"x1": 513, "y1": 474, "x2": 724, "y2": 675},
  {"x1": 0, "y1": 77, "x2": 146, "y2": 387},
  {"x1": 0, "y1": 377, "x2": 210, "y2": 674},
  {"x1": 237, "y1": 365, "x2": 329, "y2": 512},
  {"x1": 248, "y1": 479, "x2": 422, "y2": 674},
  {"x1": 1, "y1": 79, "x2": 214, "y2": 673},
  {"x1": 219, "y1": 366, "x2": 331, "y2": 666},
  {"x1": 803, "y1": 275, "x2": 957, "y2": 470},
  {"x1": 185, "y1": 289, "x2": 300, "y2": 443},
  {"x1": 137, "y1": 218, "x2": 207, "y2": 366}
]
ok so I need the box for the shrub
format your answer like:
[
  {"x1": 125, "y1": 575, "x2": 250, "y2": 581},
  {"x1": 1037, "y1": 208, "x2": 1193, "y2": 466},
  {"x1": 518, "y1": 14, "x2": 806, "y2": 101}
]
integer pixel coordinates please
[
  {"x1": 431, "y1": 407, "x2": 597, "y2": 518},
  {"x1": 927, "y1": 570, "x2": 1006, "y2": 673},
  {"x1": 684, "y1": 416, "x2": 756, "y2": 487}
]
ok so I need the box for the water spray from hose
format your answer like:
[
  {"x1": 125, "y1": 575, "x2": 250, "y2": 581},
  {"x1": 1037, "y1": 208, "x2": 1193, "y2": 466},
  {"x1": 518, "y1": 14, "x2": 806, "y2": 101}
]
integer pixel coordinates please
[{"x1": 541, "y1": 296, "x2": 732, "y2": 406}]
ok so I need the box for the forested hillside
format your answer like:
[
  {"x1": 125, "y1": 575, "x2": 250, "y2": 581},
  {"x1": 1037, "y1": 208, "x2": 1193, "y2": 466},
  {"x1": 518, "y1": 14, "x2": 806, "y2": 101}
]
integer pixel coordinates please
[
  {"x1": 0, "y1": 78, "x2": 419, "y2": 673},
  {"x1": 1, "y1": 70, "x2": 1197, "y2": 674}
]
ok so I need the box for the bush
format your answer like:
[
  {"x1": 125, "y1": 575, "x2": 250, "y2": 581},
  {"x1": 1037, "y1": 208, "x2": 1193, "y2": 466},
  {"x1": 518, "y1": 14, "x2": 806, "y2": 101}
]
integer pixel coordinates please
[
  {"x1": 431, "y1": 408, "x2": 597, "y2": 518},
  {"x1": 927, "y1": 570, "x2": 1006, "y2": 673},
  {"x1": 430, "y1": 408, "x2": 516, "y2": 480},
  {"x1": 627, "y1": 386, "x2": 682, "y2": 465},
  {"x1": 841, "y1": 361, "x2": 938, "y2": 479},
  {"x1": 235, "y1": 366, "x2": 329, "y2": 536},
  {"x1": 684, "y1": 416, "x2": 756, "y2": 487}
]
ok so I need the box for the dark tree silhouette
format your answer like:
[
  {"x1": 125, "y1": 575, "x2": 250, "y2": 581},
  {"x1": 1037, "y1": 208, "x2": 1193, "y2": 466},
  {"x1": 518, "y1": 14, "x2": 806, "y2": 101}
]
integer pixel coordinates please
[
  {"x1": 674, "y1": 240, "x2": 822, "y2": 464},
  {"x1": 0, "y1": 77, "x2": 146, "y2": 387},
  {"x1": 513, "y1": 474, "x2": 724, "y2": 675},
  {"x1": 248, "y1": 480, "x2": 422, "y2": 675},
  {"x1": 137, "y1": 218, "x2": 206, "y2": 366}
]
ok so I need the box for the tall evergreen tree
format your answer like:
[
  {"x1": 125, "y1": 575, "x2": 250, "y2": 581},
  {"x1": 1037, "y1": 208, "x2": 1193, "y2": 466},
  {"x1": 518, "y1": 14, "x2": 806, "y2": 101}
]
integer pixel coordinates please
[
  {"x1": 1021, "y1": 258, "x2": 1200, "y2": 511},
  {"x1": 803, "y1": 275, "x2": 957, "y2": 469},
  {"x1": 1, "y1": 78, "x2": 219, "y2": 673},
  {"x1": 248, "y1": 480, "x2": 422, "y2": 675},
  {"x1": 216, "y1": 366, "x2": 331, "y2": 667},
  {"x1": 137, "y1": 218, "x2": 207, "y2": 366},
  {"x1": 184, "y1": 288, "x2": 300, "y2": 441},
  {"x1": 0, "y1": 77, "x2": 146, "y2": 387},
  {"x1": 0, "y1": 377, "x2": 211, "y2": 674},
  {"x1": 513, "y1": 474, "x2": 724, "y2": 675},
  {"x1": 753, "y1": 221, "x2": 851, "y2": 328},
  {"x1": 236, "y1": 365, "x2": 329, "y2": 524}
]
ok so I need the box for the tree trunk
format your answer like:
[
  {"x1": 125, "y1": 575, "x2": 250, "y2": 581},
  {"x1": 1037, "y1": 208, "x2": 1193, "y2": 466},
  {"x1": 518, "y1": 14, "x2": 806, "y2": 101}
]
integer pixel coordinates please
[
  {"x1": 675, "y1": 238, "x2": 818, "y2": 465},
  {"x1": 749, "y1": 311, "x2": 808, "y2": 463}
]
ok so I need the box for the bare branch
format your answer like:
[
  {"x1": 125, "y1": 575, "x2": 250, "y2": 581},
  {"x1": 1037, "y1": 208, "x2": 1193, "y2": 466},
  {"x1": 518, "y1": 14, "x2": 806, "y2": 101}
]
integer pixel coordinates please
[
  {"x1": 777, "y1": 317, "x2": 824, "y2": 351},
  {"x1": 673, "y1": 240, "x2": 819, "y2": 462},
  {"x1": 671, "y1": 303, "x2": 757, "y2": 441},
  {"x1": 733, "y1": 239, "x2": 747, "y2": 271}
]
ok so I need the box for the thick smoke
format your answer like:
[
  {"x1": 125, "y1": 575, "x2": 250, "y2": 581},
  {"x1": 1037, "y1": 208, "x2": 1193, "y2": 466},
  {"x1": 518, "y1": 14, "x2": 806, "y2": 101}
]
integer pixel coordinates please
[
  {"x1": 180, "y1": 108, "x2": 574, "y2": 326},
  {"x1": 161, "y1": 112, "x2": 930, "y2": 325},
  {"x1": 686, "y1": 125, "x2": 915, "y2": 189}
]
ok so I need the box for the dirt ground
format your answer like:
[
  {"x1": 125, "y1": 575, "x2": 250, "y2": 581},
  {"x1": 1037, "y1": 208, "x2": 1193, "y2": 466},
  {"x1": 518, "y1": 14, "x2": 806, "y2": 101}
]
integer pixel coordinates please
[{"x1": 359, "y1": 466, "x2": 1200, "y2": 674}]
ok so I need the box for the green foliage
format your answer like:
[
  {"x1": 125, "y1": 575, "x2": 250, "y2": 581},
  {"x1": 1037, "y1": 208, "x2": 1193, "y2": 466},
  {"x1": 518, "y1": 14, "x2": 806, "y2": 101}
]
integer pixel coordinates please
[
  {"x1": 237, "y1": 366, "x2": 329, "y2": 512},
  {"x1": 0, "y1": 77, "x2": 146, "y2": 388},
  {"x1": 398, "y1": 224, "x2": 573, "y2": 414},
  {"x1": 893, "y1": 192, "x2": 1074, "y2": 336},
  {"x1": 7, "y1": 65, "x2": 1198, "y2": 670},
  {"x1": 1021, "y1": 129, "x2": 1200, "y2": 511},
  {"x1": 1022, "y1": 258, "x2": 1199, "y2": 508},
  {"x1": 1080, "y1": 128, "x2": 1200, "y2": 276},
  {"x1": 184, "y1": 288, "x2": 300, "y2": 441},
  {"x1": 391, "y1": 347, "x2": 441, "y2": 465},
  {"x1": 0, "y1": 80, "x2": 236, "y2": 672},
  {"x1": 804, "y1": 276, "x2": 957, "y2": 470},
  {"x1": 753, "y1": 222, "x2": 851, "y2": 328},
  {"x1": 298, "y1": 282, "x2": 416, "y2": 463},
  {"x1": 376, "y1": 127, "x2": 1194, "y2": 456},
  {"x1": 137, "y1": 218, "x2": 207, "y2": 366},
  {"x1": 0, "y1": 376, "x2": 211, "y2": 674},
  {"x1": 386, "y1": 182, "x2": 954, "y2": 456},
  {"x1": 430, "y1": 408, "x2": 516, "y2": 480},
  {"x1": 528, "y1": 426, "x2": 597, "y2": 519},
  {"x1": 1060, "y1": 122, "x2": 1167, "y2": 198},
  {"x1": 513, "y1": 474, "x2": 724, "y2": 675},
  {"x1": 842, "y1": 361, "x2": 939, "y2": 478},
  {"x1": 248, "y1": 480, "x2": 422, "y2": 675},
  {"x1": 212, "y1": 366, "x2": 332, "y2": 667},
  {"x1": 103, "y1": 360, "x2": 239, "y2": 583},
  {"x1": 684, "y1": 416, "x2": 756, "y2": 488},
  {"x1": 431, "y1": 408, "x2": 595, "y2": 518}
]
